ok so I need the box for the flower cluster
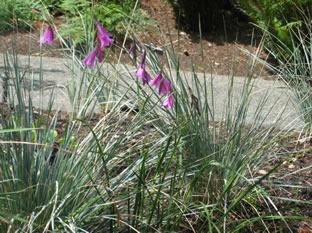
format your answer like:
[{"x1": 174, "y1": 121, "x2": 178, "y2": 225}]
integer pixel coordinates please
[
  {"x1": 135, "y1": 51, "x2": 174, "y2": 109},
  {"x1": 39, "y1": 22, "x2": 173, "y2": 109},
  {"x1": 83, "y1": 21, "x2": 113, "y2": 67},
  {"x1": 39, "y1": 21, "x2": 113, "y2": 67}
]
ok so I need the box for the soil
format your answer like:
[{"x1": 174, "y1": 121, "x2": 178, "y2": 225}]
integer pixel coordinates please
[
  {"x1": 0, "y1": 0, "x2": 271, "y2": 78},
  {"x1": 139, "y1": 0, "x2": 270, "y2": 77},
  {"x1": 262, "y1": 132, "x2": 312, "y2": 232}
]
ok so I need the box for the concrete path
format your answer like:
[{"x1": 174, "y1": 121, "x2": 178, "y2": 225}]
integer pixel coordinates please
[{"x1": 0, "y1": 53, "x2": 305, "y2": 130}]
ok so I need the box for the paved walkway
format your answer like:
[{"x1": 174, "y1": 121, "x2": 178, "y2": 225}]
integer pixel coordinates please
[{"x1": 0, "y1": 54, "x2": 305, "y2": 130}]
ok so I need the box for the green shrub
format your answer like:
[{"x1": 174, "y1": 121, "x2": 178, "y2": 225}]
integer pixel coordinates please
[
  {"x1": 37, "y1": 0, "x2": 151, "y2": 45},
  {"x1": 38, "y1": 0, "x2": 62, "y2": 8},
  {"x1": 0, "y1": 0, "x2": 34, "y2": 31},
  {"x1": 263, "y1": 15, "x2": 312, "y2": 125},
  {"x1": 234, "y1": 0, "x2": 312, "y2": 55}
]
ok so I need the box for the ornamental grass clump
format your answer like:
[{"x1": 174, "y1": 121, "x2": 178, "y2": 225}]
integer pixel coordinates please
[{"x1": 1, "y1": 5, "x2": 310, "y2": 232}]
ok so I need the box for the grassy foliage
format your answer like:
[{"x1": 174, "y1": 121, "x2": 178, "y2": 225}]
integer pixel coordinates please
[
  {"x1": 0, "y1": 5, "x2": 312, "y2": 231},
  {"x1": 259, "y1": 12, "x2": 312, "y2": 125},
  {"x1": 234, "y1": 0, "x2": 312, "y2": 58},
  {"x1": 1, "y1": 36, "x2": 309, "y2": 231},
  {"x1": 234, "y1": 1, "x2": 312, "y2": 127},
  {"x1": 0, "y1": 0, "x2": 34, "y2": 31},
  {"x1": 34, "y1": 0, "x2": 151, "y2": 45}
]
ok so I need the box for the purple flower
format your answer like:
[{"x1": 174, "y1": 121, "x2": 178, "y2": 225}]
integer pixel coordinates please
[
  {"x1": 83, "y1": 48, "x2": 98, "y2": 67},
  {"x1": 96, "y1": 44, "x2": 104, "y2": 63},
  {"x1": 96, "y1": 21, "x2": 113, "y2": 49},
  {"x1": 136, "y1": 64, "x2": 151, "y2": 85},
  {"x1": 83, "y1": 47, "x2": 97, "y2": 67},
  {"x1": 82, "y1": 20, "x2": 112, "y2": 67},
  {"x1": 149, "y1": 73, "x2": 163, "y2": 87},
  {"x1": 40, "y1": 26, "x2": 54, "y2": 45},
  {"x1": 83, "y1": 45, "x2": 103, "y2": 67},
  {"x1": 159, "y1": 79, "x2": 171, "y2": 95},
  {"x1": 135, "y1": 51, "x2": 151, "y2": 85},
  {"x1": 162, "y1": 94, "x2": 174, "y2": 109}
]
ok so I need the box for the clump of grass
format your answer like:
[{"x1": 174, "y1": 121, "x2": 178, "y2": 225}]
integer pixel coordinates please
[
  {"x1": 1, "y1": 8, "x2": 311, "y2": 232},
  {"x1": 259, "y1": 9, "x2": 312, "y2": 127}
]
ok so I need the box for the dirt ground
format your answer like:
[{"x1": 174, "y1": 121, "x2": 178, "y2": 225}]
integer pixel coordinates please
[{"x1": 139, "y1": 0, "x2": 270, "y2": 77}]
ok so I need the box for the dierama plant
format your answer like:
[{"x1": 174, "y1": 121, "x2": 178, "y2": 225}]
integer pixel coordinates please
[
  {"x1": 83, "y1": 20, "x2": 113, "y2": 67},
  {"x1": 135, "y1": 51, "x2": 174, "y2": 108}
]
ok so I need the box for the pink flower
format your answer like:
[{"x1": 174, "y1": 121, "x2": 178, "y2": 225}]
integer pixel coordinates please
[
  {"x1": 150, "y1": 73, "x2": 172, "y2": 95},
  {"x1": 96, "y1": 21, "x2": 113, "y2": 49},
  {"x1": 159, "y1": 79, "x2": 171, "y2": 95},
  {"x1": 40, "y1": 26, "x2": 54, "y2": 45},
  {"x1": 135, "y1": 51, "x2": 151, "y2": 85},
  {"x1": 149, "y1": 73, "x2": 163, "y2": 87},
  {"x1": 83, "y1": 45, "x2": 103, "y2": 67},
  {"x1": 162, "y1": 94, "x2": 174, "y2": 109},
  {"x1": 136, "y1": 64, "x2": 151, "y2": 85},
  {"x1": 82, "y1": 20, "x2": 113, "y2": 67}
]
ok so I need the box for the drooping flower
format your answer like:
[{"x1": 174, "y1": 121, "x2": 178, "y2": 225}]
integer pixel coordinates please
[
  {"x1": 159, "y1": 79, "x2": 171, "y2": 95},
  {"x1": 162, "y1": 94, "x2": 174, "y2": 109},
  {"x1": 136, "y1": 64, "x2": 151, "y2": 85},
  {"x1": 40, "y1": 26, "x2": 54, "y2": 45},
  {"x1": 83, "y1": 47, "x2": 97, "y2": 67},
  {"x1": 82, "y1": 20, "x2": 113, "y2": 67},
  {"x1": 96, "y1": 21, "x2": 113, "y2": 49},
  {"x1": 83, "y1": 44, "x2": 104, "y2": 67},
  {"x1": 135, "y1": 51, "x2": 151, "y2": 85},
  {"x1": 149, "y1": 73, "x2": 163, "y2": 88}
]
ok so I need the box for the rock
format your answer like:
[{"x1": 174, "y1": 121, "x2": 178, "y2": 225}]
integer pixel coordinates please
[{"x1": 258, "y1": 169, "x2": 268, "y2": 175}]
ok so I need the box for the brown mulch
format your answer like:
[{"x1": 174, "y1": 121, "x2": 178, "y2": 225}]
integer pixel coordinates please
[
  {"x1": 139, "y1": 0, "x2": 270, "y2": 77},
  {"x1": 257, "y1": 132, "x2": 312, "y2": 232},
  {"x1": 0, "y1": 0, "x2": 272, "y2": 78}
]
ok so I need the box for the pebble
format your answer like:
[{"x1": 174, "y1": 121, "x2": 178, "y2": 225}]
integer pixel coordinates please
[{"x1": 258, "y1": 169, "x2": 268, "y2": 175}]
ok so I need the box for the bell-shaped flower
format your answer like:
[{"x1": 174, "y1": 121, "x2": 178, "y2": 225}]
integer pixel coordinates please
[
  {"x1": 40, "y1": 26, "x2": 54, "y2": 45},
  {"x1": 150, "y1": 73, "x2": 163, "y2": 88},
  {"x1": 136, "y1": 64, "x2": 151, "y2": 85},
  {"x1": 159, "y1": 79, "x2": 171, "y2": 95},
  {"x1": 162, "y1": 94, "x2": 174, "y2": 109},
  {"x1": 83, "y1": 44, "x2": 103, "y2": 67},
  {"x1": 135, "y1": 51, "x2": 151, "y2": 85},
  {"x1": 96, "y1": 21, "x2": 113, "y2": 49},
  {"x1": 82, "y1": 44, "x2": 104, "y2": 67},
  {"x1": 83, "y1": 47, "x2": 97, "y2": 67}
]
